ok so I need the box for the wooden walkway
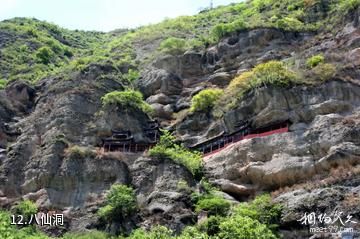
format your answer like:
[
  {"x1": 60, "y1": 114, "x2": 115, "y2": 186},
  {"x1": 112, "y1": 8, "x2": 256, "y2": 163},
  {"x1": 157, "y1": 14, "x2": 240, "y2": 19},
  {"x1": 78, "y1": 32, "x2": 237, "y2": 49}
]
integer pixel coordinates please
[
  {"x1": 103, "y1": 142, "x2": 155, "y2": 153},
  {"x1": 102, "y1": 121, "x2": 290, "y2": 157},
  {"x1": 202, "y1": 125, "x2": 289, "y2": 157}
]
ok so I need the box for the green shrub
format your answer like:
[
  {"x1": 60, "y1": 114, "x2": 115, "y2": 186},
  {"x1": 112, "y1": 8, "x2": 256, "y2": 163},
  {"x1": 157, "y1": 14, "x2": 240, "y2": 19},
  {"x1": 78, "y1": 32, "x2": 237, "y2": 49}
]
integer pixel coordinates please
[
  {"x1": 0, "y1": 210, "x2": 47, "y2": 239},
  {"x1": 0, "y1": 79, "x2": 6, "y2": 89},
  {"x1": 65, "y1": 145, "x2": 96, "y2": 159},
  {"x1": 306, "y1": 54, "x2": 325, "y2": 68},
  {"x1": 234, "y1": 194, "x2": 282, "y2": 231},
  {"x1": 125, "y1": 226, "x2": 173, "y2": 239},
  {"x1": 190, "y1": 88, "x2": 223, "y2": 112},
  {"x1": 338, "y1": 0, "x2": 360, "y2": 13},
  {"x1": 195, "y1": 195, "x2": 231, "y2": 217},
  {"x1": 198, "y1": 216, "x2": 223, "y2": 236},
  {"x1": 149, "y1": 130, "x2": 202, "y2": 176},
  {"x1": 0, "y1": 211, "x2": 16, "y2": 239},
  {"x1": 177, "y1": 226, "x2": 208, "y2": 239},
  {"x1": 125, "y1": 69, "x2": 140, "y2": 82},
  {"x1": 218, "y1": 215, "x2": 278, "y2": 239},
  {"x1": 312, "y1": 63, "x2": 336, "y2": 81},
  {"x1": 14, "y1": 226, "x2": 49, "y2": 239},
  {"x1": 101, "y1": 90, "x2": 153, "y2": 115},
  {"x1": 248, "y1": 61, "x2": 297, "y2": 88},
  {"x1": 14, "y1": 200, "x2": 38, "y2": 221},
  {"x1": 46, "y1": 39, "x2": 64, "y2": 54},
  {"x1": 64, "y1": 48, "x2": 74, "y2": 58},
  {"x1": 211, "y1": 20, "x2": 246, "y2": 41},
  {"x1": 35, "y1": 46, "x2": 55, "y2": 64},
  {"x1": 98, "y1": 184, "x2": 137, "y2": 221},
  {"x1": 276, "y1": 17, "x2": 304, "y2": 31},
  {"x1": 214, "y1": 61, "x2": 297, "y2": 116},
  {"x1": 159, "y1": 37, "x2": 187, "y2": 55},
  {"x1": 62, "y1": 231, "x2": 109, "y2": 239}
]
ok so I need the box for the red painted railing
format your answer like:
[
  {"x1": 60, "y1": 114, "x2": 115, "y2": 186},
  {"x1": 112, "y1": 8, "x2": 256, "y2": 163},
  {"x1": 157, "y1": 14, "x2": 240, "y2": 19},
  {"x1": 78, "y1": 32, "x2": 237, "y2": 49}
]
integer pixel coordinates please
[
  {"x1": 203, "y1": 125, "x2": 289, "y2": 157},
  {"x1": 103, "y1": 123, "x2": 289, "y2": 156}
]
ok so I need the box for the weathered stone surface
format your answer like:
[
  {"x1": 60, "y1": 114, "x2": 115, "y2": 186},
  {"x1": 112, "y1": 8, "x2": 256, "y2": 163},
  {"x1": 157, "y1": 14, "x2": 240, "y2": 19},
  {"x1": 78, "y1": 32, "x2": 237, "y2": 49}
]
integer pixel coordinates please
[
  {"x1": 205, "y1": 112, "x2": 360, "y2": 188},
  {"x1": 5, "y1": 81, "x2": 36, "y2": 114},
  {"x1": 1, "y1": 11, "x2": 360, "y2": 238},
  {"x1": 275, "y1": 184, "x2": 360, "y2": 239},
  {"x1": 130, "y1": 157, "x2": 196, "y2": 233},
  {"x1": 0, "y1": 65, "x2": 141, "y2": 207},
  {"x1": 208, "y1": 72, "x2": 232, "y2": 87},
  {"x1": 146, "y1": 93, "x2": 174, "y2": 105},
  {"x1": 138, "y1": 69, "x2": 183, "y2": 98}
]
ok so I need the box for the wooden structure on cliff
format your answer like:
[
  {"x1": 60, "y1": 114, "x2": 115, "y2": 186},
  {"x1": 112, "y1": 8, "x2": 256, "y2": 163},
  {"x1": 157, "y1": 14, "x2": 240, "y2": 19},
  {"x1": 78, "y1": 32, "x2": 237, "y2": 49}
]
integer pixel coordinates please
[
  {"x1": 190, "y1": 120, "x2": 290, "y2": 155},
  {"x1": 102, "y1": 130, "x2": 134, "y2": 152},
  {"x1": 102, "y1": 120, "x2": 160, "y2": 153},
  {"x1": 143, "y1": 120, "x2": 160, "y2": 143},
  {"x1": 102, "y1": 118, "x2": 290, "y2": 156}
]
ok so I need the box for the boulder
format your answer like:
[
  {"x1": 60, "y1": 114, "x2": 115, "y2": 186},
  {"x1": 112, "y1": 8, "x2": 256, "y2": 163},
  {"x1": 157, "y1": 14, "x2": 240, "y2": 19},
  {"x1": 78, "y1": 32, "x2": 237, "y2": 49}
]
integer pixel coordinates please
[
  {"x1": 208, "y1": 72, "x2": 232, "y2": 87},
  {"x1": 138, "y1": 69, "x2": 183, "y2": 98},
  {"x1": 5, "y1": 81, "x2": 36, "y2": 114},
  {"x1": 130, "y1": 157, "x2": 196, "y2": 233}
]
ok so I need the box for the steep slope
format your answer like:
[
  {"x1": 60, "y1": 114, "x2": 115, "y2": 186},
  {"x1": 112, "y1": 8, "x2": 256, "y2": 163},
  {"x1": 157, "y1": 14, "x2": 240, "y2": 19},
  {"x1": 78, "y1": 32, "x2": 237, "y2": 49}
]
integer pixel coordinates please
[
  {"x1": 0, "y1": 18, "x2": 106, "y2": 83},
  {"x1": 0, "y1": 0, "x2": 360, "y2": 238}
]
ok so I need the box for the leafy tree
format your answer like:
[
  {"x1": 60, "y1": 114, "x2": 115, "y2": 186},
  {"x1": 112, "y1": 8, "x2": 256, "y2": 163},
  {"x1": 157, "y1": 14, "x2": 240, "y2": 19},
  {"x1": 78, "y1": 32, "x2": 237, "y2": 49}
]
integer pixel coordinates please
[
  {"x1": 98, "y1": 184, "x2": 137, "y2": 221},
  {"x1": 190, "y1": 88, "x2": 223, "y2": 112}
]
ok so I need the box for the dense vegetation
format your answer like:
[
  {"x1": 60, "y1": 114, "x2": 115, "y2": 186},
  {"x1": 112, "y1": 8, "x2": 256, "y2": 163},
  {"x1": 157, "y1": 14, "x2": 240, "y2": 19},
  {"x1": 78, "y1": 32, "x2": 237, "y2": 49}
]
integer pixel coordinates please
[
  {"x1": 0, "y1": 0, "x2": 357, "y2": 85},
  {"x1": 190, "y1": 180, "x2": 232, "y2": 218},
  {"x1": 14, "y1": 200, "x2": 38, "y2": 222},
  {"x1": 0, "y1": 194, "x2": 281, "y2": 239},
  {"x1": 149, "y1": 130, "x2": 202, "y2": 176},
  {"x1": 0, "y1": 18, "x2": 106, "y2": 83},
  {"x1": 0, "y1": 0, "x2": 358, "y2": 238},
  {"x1": 98, "y1": 184, "x2": 137, "y2": 222}
]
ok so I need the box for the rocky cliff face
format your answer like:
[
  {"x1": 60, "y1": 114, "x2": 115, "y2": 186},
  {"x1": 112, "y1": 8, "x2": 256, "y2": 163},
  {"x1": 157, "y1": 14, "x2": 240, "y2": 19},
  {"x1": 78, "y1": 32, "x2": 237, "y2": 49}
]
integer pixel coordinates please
[{"x1": 1, "y1": 3, "x2": 360, "y2": 239}]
